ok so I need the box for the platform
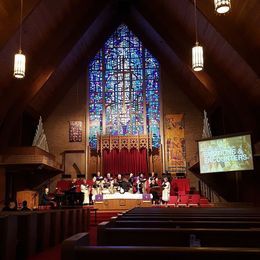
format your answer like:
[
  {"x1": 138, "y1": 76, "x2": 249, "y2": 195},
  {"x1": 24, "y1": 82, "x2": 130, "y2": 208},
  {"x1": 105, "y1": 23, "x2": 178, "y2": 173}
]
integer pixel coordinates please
[{"x1": 93, "y1": 192, "x2": 152, "y2": 210}]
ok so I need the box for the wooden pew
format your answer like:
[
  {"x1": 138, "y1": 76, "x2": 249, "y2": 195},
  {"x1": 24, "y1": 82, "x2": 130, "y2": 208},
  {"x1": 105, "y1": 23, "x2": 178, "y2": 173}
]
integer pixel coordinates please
[
  {"x1": 118, "y1": 215, "x2": 260, "y2": 222},
  {"x1": 0, "y1": 215, "x2": 17, "y2": 260},
  {"x1": 50, "y1": 210, "x2": 62, "y2": 245},
  {"x1": 61, "y1": 233, "x2": 260, "y2": 260},
  {"x1": 126, "y1": 207, "x2": 260, "y2": 215},
  {"x1": 123, "y1": 207, "x2": 260, "y2": 216},
  {"x1": 82, "y1": 208, "x2": 90, "y2": 232},
  {"x1": 0, "y1": 207, "x2": 90, "y2": 259},
  {"x1": 76, "y1": 209, "x2": 83, "y2": 233},
  {"x1": 61, "y1": 232, "x2": 89, "y2": 260},
  {"x1": 61, "y1": 209, "x2": 70, "y2": 240},
  {"x1": 98, "y1": 226, "x2": 260, "y2": 247},
  {"x1": 68, "y1": 209, "x2": 77, "y2": 236},
  {"x1": 109, "y1": 219, "x2": 260, "y2": 229},
  {"x1": 37, "y1": 211, "x2": 51, "y2": 251},
  {"x1": 16, "y1": 212, "x2": 38, "y2": 258}
]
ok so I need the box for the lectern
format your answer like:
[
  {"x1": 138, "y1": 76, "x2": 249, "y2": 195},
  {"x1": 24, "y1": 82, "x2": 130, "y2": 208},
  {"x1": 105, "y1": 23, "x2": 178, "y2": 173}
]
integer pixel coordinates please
[{"x1": 17, "y1": 190, "x2": 39, "y2": 209}]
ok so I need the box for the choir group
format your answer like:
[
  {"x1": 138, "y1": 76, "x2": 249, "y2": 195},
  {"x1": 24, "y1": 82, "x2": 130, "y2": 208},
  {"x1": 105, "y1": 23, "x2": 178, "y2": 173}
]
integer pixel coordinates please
[{"x1": 66, "y1": 172, "x2": 171, "y2": 206}]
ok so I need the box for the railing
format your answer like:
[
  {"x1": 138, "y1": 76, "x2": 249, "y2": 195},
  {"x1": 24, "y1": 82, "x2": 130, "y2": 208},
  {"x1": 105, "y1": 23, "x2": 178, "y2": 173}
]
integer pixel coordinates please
[
  {"x1": 188, "y1": 152, "x2": 227, "y2": 204},
  {"x1": 198, "y1": 179, "x2": 226, "y2": 203}
]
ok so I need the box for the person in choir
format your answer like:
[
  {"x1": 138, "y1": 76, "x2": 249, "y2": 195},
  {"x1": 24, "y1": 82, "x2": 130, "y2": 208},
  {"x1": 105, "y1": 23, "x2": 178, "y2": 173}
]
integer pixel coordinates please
[
  {"x1": 135, "y1": 176, "x2": 142, "y2": 194},
  {"x1": 103, "y1": 173, "x2": 113, "y2": 193},
  {"x1": 81, "y1": 179, "x2": 90, "y2": 205},
  {"x1": 121, "y1": 177, "x2": 131, "y2": 193},
  {"x1": 96, "y1": 172, "x2": 104, "y2": 194},
  {"x1": 139, "y1": 173, "x2": 146, "y2": 182},
  {"x1": 148, "y1": 172, "x2": 156, "y2": 185},
  {"x1": 114, "y1": 174, "x2": 123, "y2": 192},
  {"x1": 128, "y1": 173, "x2": 135, "y2": 186},
  {"x1": 128, "y1": 173, "x2": 135, "y2": 193},
  {"x1": 69, "y1": 178, "x2": 83, "y2": 205},
  {"x1": 106, "y1": 172, "x2": 113, "y2": 182},
  {"x1": 108, "y1": 179, "x2": 116, "y2": 194},
  {"x1": 161, "y1": 176, "x2": 171, "y2": 206},
  {"x1": 150, "y1": 179, "x2": 160, "y2": 204},
  {"x1": 91, "y1": 176, "x2": 98, "y2": 198},
  {"x1": 96, "y1": 171, "x2": 104, "y2": 181},
  {"x1": 137, "y1": 173, "x2": 146, "y2": 194},
  {"x1": 70, "y1": 178, "x2": 77, "y2": 192},
  {"x1": 117, "y1": 173, "x2": 123, "y2": 184}
]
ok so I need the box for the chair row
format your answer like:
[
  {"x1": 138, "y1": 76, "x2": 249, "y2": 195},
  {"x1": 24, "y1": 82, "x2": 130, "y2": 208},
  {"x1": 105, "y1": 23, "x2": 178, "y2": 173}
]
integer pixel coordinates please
[{"x1": 168, "y1": 194, "x2": 203, "y2": 207}]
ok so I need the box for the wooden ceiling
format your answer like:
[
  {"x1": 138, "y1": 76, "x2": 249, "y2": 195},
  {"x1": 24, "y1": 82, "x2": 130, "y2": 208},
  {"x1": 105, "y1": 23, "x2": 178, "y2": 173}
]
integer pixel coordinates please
[{"x1": 0, "y1": 0, "x2": 259, "y2": 147}]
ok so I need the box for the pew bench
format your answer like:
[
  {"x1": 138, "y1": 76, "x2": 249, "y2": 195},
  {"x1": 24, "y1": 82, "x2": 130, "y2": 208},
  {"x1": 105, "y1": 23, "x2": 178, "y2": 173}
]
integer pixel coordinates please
[
  {"x1": 0, "y1": 208, "x2": 90, "y2": 260},
  {"x1": 109, "y1": 219, "x2": 260, "y2": 229},
  {"x1": 98, "y1": 226, "x2": 260, "y2": 247},
  {"x1": 61, "y1": 233, "x2": 260, "y2": 260}
]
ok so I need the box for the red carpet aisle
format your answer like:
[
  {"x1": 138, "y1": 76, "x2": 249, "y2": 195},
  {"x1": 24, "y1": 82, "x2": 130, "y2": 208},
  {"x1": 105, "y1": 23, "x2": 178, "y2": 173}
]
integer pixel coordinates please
[
  {"x1": 28, "y1": 210, "x2": 120, "y2": 259},
  {"x1": 28, "y1": 244, "x2": 61, "y2": 260}
]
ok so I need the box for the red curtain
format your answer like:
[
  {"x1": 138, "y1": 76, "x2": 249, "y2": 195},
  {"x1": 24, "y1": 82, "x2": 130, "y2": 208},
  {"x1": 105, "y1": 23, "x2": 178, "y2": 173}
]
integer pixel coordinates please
[{"x1": 103, "y1": 148, "x2": 148, "y2": 176}]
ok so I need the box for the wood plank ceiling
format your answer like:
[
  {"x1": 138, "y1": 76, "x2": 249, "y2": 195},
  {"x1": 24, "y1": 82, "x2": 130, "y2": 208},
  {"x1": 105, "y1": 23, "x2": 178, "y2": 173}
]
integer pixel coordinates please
[{"x1": 0, "y1": 0, "x2": 259, "y2": 148}]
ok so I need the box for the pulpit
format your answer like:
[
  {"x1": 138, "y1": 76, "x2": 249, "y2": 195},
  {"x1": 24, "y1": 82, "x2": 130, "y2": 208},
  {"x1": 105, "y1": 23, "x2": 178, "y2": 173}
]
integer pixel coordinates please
[{"x1": 17, "y1": 190, "x2": 39, "y2": 209}]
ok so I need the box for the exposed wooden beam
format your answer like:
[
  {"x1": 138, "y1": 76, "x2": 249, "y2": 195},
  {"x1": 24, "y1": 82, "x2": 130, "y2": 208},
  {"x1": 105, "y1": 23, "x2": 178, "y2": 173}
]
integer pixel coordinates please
[
  {"x1": 196, "y1": 0, "x2": 260, "y2": 76},
  {"x1": 0, "y1": 0, "x2": 40, "y2": 50},
  {"x1": 126, "y1": 7, "x2": 216, "y2": 111},
  {"x1": 150, "y1": 0, "x2": 260, "y2": 107},
  {"x1": 135, "y1": 1, "x2": 257, "y2": 135},
  {"x1": 31, "y1": 2, "x2": 123, "y2": 117},
  {"x1": 0, "y1": 0, "x2": 109, "y2": 148},
  {"x1": 0, "y1": 0, "x2": 107, "y2": 126}
]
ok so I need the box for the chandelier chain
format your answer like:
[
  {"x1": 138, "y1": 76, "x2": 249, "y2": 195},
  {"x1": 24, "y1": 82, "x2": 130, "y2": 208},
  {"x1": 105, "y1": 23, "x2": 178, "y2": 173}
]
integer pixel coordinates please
[
  {"x1": 19, "y1": 0, "x2": 23, "y2": 51},
  {"x1": 194, "y1": 0, "x2": 198, "y2": 44}
]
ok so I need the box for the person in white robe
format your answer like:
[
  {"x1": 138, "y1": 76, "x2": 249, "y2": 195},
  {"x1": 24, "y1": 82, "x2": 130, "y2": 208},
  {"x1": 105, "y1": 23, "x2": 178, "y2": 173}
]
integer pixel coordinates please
[
  {"x1": 161, "y1": 176, "x2": 170, "y2": 205},
  {"x1": 81, "y1": 180, "x2": 90, "y2": 205}
]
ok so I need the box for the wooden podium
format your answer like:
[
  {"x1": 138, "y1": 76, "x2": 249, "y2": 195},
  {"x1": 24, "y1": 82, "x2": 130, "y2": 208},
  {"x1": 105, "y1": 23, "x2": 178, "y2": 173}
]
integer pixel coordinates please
[
  {"x1": 94, "y1": 199, "x2": 152, "y2": 210},
  {"x1": 16, "y1": 190, "x2": 39, "y2": 209}
]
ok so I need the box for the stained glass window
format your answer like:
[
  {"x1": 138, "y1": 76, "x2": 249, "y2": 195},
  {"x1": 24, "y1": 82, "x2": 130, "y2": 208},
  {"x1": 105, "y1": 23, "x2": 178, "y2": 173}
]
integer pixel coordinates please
[{"x1": 88, "y1": 24, "x2": 160, "y2": 149}]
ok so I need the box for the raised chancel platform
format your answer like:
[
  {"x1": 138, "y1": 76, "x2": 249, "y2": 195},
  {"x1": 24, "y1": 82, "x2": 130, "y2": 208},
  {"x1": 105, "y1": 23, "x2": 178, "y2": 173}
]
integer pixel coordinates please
[{"x1": 93, "y1": 193, "x2": 152, "y2": 210}]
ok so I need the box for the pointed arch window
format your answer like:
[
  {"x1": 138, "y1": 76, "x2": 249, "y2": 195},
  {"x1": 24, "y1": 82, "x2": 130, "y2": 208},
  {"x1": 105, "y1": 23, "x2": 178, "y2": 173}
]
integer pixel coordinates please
[{"x1": 88, "y1": 24, "x2": 160, "y2": 150}]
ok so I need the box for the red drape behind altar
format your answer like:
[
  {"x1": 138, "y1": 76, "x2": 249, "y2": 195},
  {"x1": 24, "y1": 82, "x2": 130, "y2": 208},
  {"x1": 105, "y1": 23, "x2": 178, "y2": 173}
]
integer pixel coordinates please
[{"x1": 103, "y1": 148, "x2": 148, "y2": 176}]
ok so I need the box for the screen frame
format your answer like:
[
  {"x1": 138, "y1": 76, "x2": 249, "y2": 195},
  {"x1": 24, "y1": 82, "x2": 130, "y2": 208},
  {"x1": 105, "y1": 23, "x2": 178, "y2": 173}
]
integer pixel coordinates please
[{"x1": 197, "y1": 132, "x2": 255, "y2": 174}]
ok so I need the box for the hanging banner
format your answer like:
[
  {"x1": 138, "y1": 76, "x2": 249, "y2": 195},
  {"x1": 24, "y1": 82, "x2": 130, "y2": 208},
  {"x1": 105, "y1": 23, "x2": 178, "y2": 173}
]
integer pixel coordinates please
[{"x1": 165, "y1": 114, "x2": 186, "y2": 174}]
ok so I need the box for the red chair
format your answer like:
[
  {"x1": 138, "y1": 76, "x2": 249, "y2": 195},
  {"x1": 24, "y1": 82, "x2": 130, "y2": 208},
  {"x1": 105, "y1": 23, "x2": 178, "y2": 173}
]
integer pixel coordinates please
[
  {"x1": 188, "y1": 194, "x2": 200, "y2": 207},
  {"x1": 178, "y1": 190, "x2": 186, "y2": 196},
  {"x1": 168, "y1": 196, "x2": 178, "y2": 207},
  {"x1": 177, "y1": 195, "x2": 189, "y2": 207}
]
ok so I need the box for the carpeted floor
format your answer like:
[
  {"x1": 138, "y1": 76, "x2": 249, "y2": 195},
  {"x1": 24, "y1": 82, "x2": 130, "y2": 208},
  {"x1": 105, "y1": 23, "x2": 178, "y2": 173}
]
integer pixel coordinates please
[{"x1": 28, "y1": 244, "x2": 61, "y2": 260}]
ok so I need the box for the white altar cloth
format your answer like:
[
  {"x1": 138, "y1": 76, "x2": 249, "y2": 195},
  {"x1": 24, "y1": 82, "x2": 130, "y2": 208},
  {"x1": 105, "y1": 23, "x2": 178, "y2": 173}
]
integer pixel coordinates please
[{"x1": 93, "y1": 192, "x2": 152, "y2": 200}]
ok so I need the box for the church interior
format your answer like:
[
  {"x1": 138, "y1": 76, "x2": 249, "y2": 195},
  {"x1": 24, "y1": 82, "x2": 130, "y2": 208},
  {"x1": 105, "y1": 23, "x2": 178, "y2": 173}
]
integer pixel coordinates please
[{"x1": 0, "y1": 0, "x2": 260, "y2": 259}]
